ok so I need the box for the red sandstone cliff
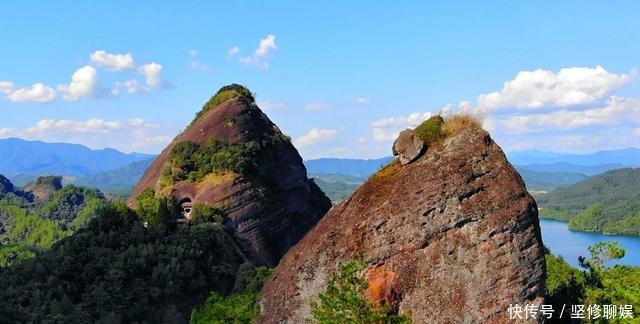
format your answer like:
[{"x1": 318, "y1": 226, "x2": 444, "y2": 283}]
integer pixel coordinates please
[
  {"x1": 259, "y1": 126, "x2": 545, "y2": 323},
  {"x1": 129, "y1": 91, "x2": 331, "y2": 266}
]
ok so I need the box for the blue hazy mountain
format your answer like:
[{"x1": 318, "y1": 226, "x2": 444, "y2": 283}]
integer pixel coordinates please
[
  {"x1": 304, "y1": 157, "x2": 393, "y2": 177},
  {"x1": 0, "y1": 138, "x2": 155, "y2": 177},
  {"x1": 72, "y1": 157, "x2": 155, "y2": 192},
  {"x1": 517, "y1": 162, "x2": 624, "y2": 176},
  {"x1": 507, "y1": 148, "x2": 640, "y2": 167}
]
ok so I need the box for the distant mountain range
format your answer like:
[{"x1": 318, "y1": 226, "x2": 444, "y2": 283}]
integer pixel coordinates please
[
  {"x1": 0, "y1": 138, "x2": 154, "y2": 177},
  {"x1": 1, "y1": 137, "x2": 639, "y2": 197},
  {"x1": 304, "y1": 157, "x2": 393, "y2": 176},
  {"x1": 506, "y1": 147, "x2": 640, "y2": 167}
]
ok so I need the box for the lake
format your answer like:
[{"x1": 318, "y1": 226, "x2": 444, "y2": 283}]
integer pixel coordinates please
[{"x1": 540, "y1": 219, "x2": 640, "y2": 268}]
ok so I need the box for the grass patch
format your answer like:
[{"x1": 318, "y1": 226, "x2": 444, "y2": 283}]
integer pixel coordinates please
[
  {"x1": 198, "y1": 170, "x2": 239, "y2": 187},
  {"x1": 415, "y1": 115, "x2": 444, "y2": 144},
  {"x1": 442, "y1": 114, "x2": 483, "y2": 136},
  {"x1": 371, "y1": 159, "x2": 400, "y2": 182}
]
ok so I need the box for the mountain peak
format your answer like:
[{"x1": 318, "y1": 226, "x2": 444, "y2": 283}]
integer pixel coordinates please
[{"x1": 129, "y1": 86, "x2": 331, "y2": 265}]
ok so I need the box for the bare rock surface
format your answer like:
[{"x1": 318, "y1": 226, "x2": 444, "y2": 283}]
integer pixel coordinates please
[
  {"x1": 260, "y1": 127, "x2": 545, "y2": 323},
  {"x1": 392, "y1": 129, "x2": 426, "y2": 165}
]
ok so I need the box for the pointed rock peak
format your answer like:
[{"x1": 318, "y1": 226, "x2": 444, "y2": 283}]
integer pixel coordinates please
[
  {"x1": 129, "y1": 85, "x2": 331, "y2": 266},
  {"x1": 260, "y1": 120, "x2": 545, "y2": 323}
]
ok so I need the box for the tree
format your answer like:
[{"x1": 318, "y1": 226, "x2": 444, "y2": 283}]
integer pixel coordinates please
[
  {"x1": 310, "y1": 259, "x2": 410, "y2": 324},
  {"x1": 580, "y1": 241, "x2": 626, "y2": 271}
]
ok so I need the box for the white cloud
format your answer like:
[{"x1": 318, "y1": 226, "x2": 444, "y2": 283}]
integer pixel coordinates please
[
  {"x1": 122, "y1": 79, "x2": 149, "y2": 94},
  {"x1": 227, "y1": 46, "x2": 240, "y2": 58},
  {"x1": 258, "y1": 100, "x2": 285, "y2": 110},
  {"x1": 355, "y1": 97, "x2": 370, "y2": 105},
  {"x1": 357, "y1": 137, "x2": 367, "y2": 144},
  {"x1": 496, "y1": 96, "x2": 640, "y2": 134},
  {"x1": 58, "y1": 66, "x2": 100, "y2": 101},
  {"x1": 0, "y1": 128, "x2": 12, "y2": 137},
  {"x1": 0, "y1": 81, "x2": 14, "y2": 94},
  {"x1": 634, "y1": 128, "x2": 640, "y2": 137},
  {"x1": 305, "y1": 102, "x2": 334, "y2": 111},
  {"x1": 294, "y1": 128, "x2": 337, "y2": 148},
  {"x1": 14, "y1": 118, "x2": 171, "y2": 153},
  {"x1": 371, "y1": 112, "x2": 432, "y2": 141},
  {"x1": 6, "y1": 83, "x2": 56, "y2": 103},
  {"x1": 188, "y1": 60, "x2": 210, "y2": 73},
  {"x1": 239, "y1": 34, "x2": 278, "y2": 69},
  {"x1": 90, "y1": 50, "x2": 135, "y2": 71},
  {"x1": 138, "y1": 62, "x2": 165, "y2": 88},
  {"x1": 23, "y1": 118, "x2": 122, "y2": 135},
  {"x1": 478, "y1": 66, "x2": 635, "y2": 111},
  {"x1": 187, "y1": 50, "x2": 210, "y2": 73}
]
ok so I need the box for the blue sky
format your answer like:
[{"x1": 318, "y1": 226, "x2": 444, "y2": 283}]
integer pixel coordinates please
[{"x1": 1, "y1": 1, "x2": 639, "y2": 158}]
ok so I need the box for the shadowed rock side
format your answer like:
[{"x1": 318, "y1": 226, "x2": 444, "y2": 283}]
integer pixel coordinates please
[
  {"x1": 129, "y1": 96, "x2": 331, "y2": 266},
  {"x1": 260, "y1": 127, "x2": 545, "y2": 323}
]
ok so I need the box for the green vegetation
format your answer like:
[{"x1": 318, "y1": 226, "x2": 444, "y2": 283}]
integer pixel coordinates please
[
  {"x1": 73, "y1": 157, "x2": 154, "y2": 192},
  {"x1": 312, "y1": 177, "x2": 361, "y2": 203},
  {"x1": 537, "y1": 168, "x2": 640, "y2": 235},
  {"x1": 414, "y1": 115, "x2": 444, "y2": 144},
  {"x1": 516, "y1": 168, "x2": 588, "y2": 191},
  {"x1": 190, "y1": 267, "x2": 272, "y2": 324},
  {"x1": 190, "y1": 203, "x2": 226, "y2": 224},
  {"x1": 0, "y1": 244, "x2": 36, "y2": 268},
  {"x1": 310, "y1": 259, "x2": 410, "y2": 323},
  {"x1": 0, "y1": 182, "x2": 108, "y2": 267},
  {"x1": 135, "y1": 188, "x2": 180, "y2": 232},
  {"x1": 192, "y1": 84, "x2": 255, "y2": 125},
  {"x1": 167, "y1": 139, "x2": 259, "y2": 184},
  {"x1": 0, "y1": 201, "x2": 249, "y2": 323},
  {"x1": 545, "y1": 242, "x2": 640, "y2": 323}
]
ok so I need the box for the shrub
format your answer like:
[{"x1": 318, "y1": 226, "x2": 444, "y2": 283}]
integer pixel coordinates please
[
  {"x1": 310, "y1": 258, "x2": 410, "y2": 323},
  {"x1": 415, "y1": 115, "x2": 444, "y2": 144},
  {"x1": 190, "y1": 266, "x2": 272, "y2": 324},
  {"x1": 135, "y1": 188, "x2": 179, "y2": 232},
  {"x1": 192, "y1": 84, "x2": 255, "y2": 124},
  {"x1": 168, "y1": 140, "x2": 259, "y2": 183},
  {"x1": 191, "y1": 203, "x2": 225, "y2": 224},
  {"x1": 442, "y1": 114, "x2": 483, "y2": 136}
]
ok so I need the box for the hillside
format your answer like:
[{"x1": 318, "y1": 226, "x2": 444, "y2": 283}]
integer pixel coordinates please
[
  {"x1": 72, "y1": 158, "x2": 154, "y2": 192},
  {"x1": 0, "y1": 138, "x2": 153, "y2": 176},
  {"x1": 516, "y1": 168, "x2": 588, "y2": 191},
  {"x1": 537, "y1": 168, "x2": 640, "y2": 235},
  {"x1": 308, "y1": 173, "x2": 365, "y2": 203}
]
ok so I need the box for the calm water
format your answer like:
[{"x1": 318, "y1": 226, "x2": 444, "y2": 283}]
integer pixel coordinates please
[{"x1": 540, "y1": 219, "x2": 640, "y2": 268}]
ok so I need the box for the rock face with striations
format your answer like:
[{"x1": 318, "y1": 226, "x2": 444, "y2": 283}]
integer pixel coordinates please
[
  {"x1": 260, "y1": 126, "x2": 545, "y2": 323},
  {"x1": 129, "y1": 85, "x2": 331, "y2": 266}
]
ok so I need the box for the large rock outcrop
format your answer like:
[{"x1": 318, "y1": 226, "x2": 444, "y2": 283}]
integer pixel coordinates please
[
  {"x1": 260, "y1": 127, "x2": 545, "y2": 323},
  {"x1": 129, "y1": 87, "x2": 331, "y2": 266}
]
